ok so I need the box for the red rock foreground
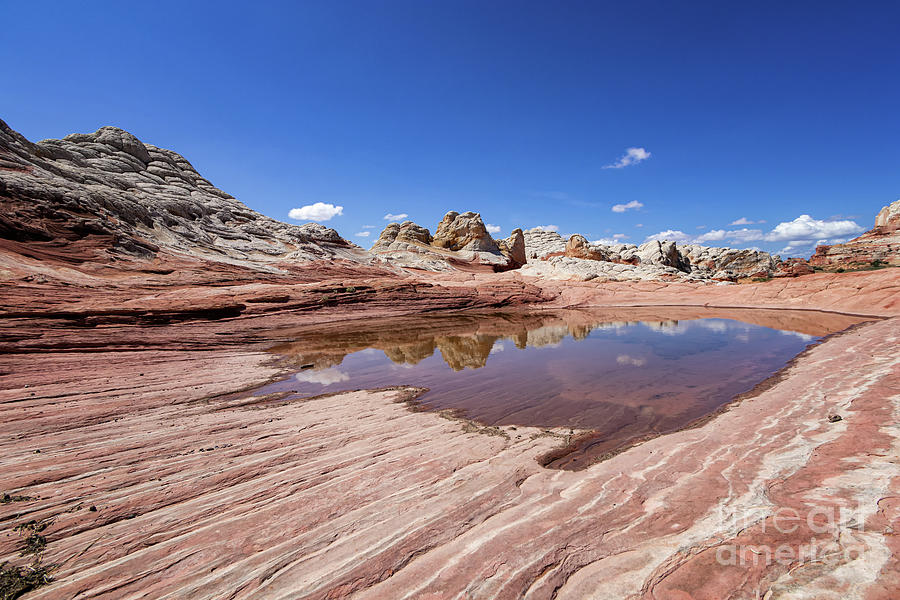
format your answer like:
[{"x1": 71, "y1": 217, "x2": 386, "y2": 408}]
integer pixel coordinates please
[
  {"x1": 0, "y1": 269, "x2": 898, "y2": 599},
  {"x1": 2, "y1": 120, "x2": 900, "y2": 598}
]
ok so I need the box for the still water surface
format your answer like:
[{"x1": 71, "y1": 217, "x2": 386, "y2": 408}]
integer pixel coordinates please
[{"x1": 261, "y1": 309, "x2": 866, "y2": 467}]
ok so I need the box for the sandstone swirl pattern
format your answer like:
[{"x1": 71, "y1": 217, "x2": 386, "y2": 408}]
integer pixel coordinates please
[
  {"x1": 0, "y1": 120, "x2": 367, "y2": 269},
  {"x1": 2, "y1": 120, "x2": 900, "y2": 599},
  {"x1": 1, "y1": 311, "x2": 898, "y2": 599}
]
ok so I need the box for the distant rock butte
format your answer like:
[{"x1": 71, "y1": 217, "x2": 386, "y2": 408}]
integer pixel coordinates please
[
  {"x1": 0, "y1": 120, "x2": 368, "y2": 271},
  {"x1": 523, "y1": 228, "x2": 566, "y2": 260},
  {"x1": 2, "y1": 120, "x2": 897, "y2": 282},
  {"x1": 371, "y1": 212, "x2": 520, "y2": 272},
  {"x1": 565, "y1": 234, "x2": 609, "y2": 261},
  {"x1": 525, "y1": 232, "x2": 779, "y2": 282},
  {"x1": 811, "y1": 198, "x2": 900, "y2": 270}
]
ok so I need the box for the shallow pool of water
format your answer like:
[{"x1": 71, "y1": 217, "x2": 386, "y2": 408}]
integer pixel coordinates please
[{"x1": 260, "y1": 308, "x2": 867, "y2": 467}]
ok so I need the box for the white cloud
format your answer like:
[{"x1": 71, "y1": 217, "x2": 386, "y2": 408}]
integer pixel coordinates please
[
  {"x1": 729, "y1": 217, "x2": 767, "y2": 226},
  {"x1": 361, "y1": 224, "x2": 376, "y2": 229},
  {"x1": 383, "y1": 212, "x2": 409, "y2": 221},
  {"x1": 288, "y1": 202, "x2": 343, "y2": 222},
  {"x1": 611, "y1": 200, "x2": 644, "y2": 213},
  {"x1": 696, "y1": 225, "x2": 707, "y2": 230},
  {"x1": 697, "y1": 320, "x2": 729, "y2": 333},
  {"x1": 781, "y1": 330, "x2": 816, "y2": 342},
  {"x1": 485, "y1": 224, "x2": 501, "y2": 234},
  {"x1": 643, "y1": 230, "x2": 693, "y2": 243},
  {"x1": 592, "y1": 234, "x2": 629, "y2": 245},
  {"x1": 616, "y1": 354, "x2": 647, "y2": 367},
  {"x1": 764, "y1": 215, "x2": 863, "y2": 243},
  {"x1": 778, "y1": 240, "x2": 818, "y2": 256},
  {"x1": 604, "y1": 147, "x2": 651, "y2": 169},
  {"x1": 728, "y1": 228, "x2": 765, "y2": 242},
  {"x1": 779, "y1": 235, "x2": 850, "y2": 256},
  {"x1": 644, "y1": 321, "x2": 691, "y2": 335},
  {"x1": 694, "y1": 228, "x2": 764, "y2": 245},
  {"x1": 635, "y1": 223, "x2": 644, "y2": 228},
  {"x1": 694, "y1": 229, "x2": 727, "y2": 243},
  {"x1": 354, "y1": 231, "x2": 371, "y2": 238},
  {"x1": 531, "y1": 225, "x2": 559, "y2": 232},
  {"x1": 294, "y1": 367, "x2": 349, "y2": 385}
]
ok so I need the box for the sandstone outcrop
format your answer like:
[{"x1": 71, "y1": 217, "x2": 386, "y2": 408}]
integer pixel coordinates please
[
  {"x1": 520, "y1": 256, "x2": 697, "y2": 283},
  {"x1": 679, "y1": 244, "x2": 775, "y2": 280},
  {"x1": 636, "y1": 239, "x2": 688, "y2": 270},
  {"x1": 523, "y1": 228, "x2": 566, "y2": 260},
  {"x1": 372, "y1": 220, "x2": 434, "y2": 248},
  {"x1": 810, "y1": 198, "x2": 900, "y2": 270},
  {"x1": 876, "y1": 198, "x2": 900, "y2": 231},
  {"x1": 0, "y1": 120, "x2": 367, "y2": 271},
  {"x1": 1, "y1": 119, "x2": 899, "y2": 600},
  {"x1": 1, "y1": 285, "x2": 897, "y2": 599},
  {"x1": 368, "y1": 221, "x2": 455, "y2": 271},
  {"x1": 773, "y1": 257, "x2": 815, "y2": 278},
  {"x1": 496, "y1": 228, "x2": 526, "y2": 268},
  {"x1": 529, "y1": 232, "x2": 778, "y2": 282},
  {"x1": 433, "y1": 211, "x2": 498, "y2": 253},
  {"x1": 564, "y1": 234, "x2": 608, "y2": 261},
  {"x1": 371, "y1": 212, "x2": 520, "y2": 272},
  {"x1": 522, "y1": 225, "x2": 781, "y2": 282}
]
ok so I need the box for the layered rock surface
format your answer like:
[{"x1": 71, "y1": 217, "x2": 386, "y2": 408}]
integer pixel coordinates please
[
  {"x1": 1, "y1": 284, "x2": 898, "y2": 599},
  {"x1": 0, "y1": 120, "x2": 367, "y2": 271},
  {"x1": 523, "y1": 228, "x2": 567, "y2": 260},
  {"x1": 811, "y1": 198, "x2": 900, "y2": 270},
  {"x1": 3, "y1": 119, "x2": 897, "y2": 286},
  {"x1": 371, "y1": 212, "x2": 521, "y2": 271},
  {"x1": 496, "y1": 228, "x2": 526, "y2": 268},
  {"x1": 523, "y1": 233, "x2": 780, "y2": 283}
]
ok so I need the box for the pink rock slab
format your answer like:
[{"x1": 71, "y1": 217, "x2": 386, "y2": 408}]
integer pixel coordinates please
[{"x1": 0, "y1": 316, "x2": 897, "y2": 599}]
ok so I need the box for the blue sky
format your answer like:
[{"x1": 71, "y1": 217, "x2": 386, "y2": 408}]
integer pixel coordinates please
[{"x1": 2, "y1": 1, "x2": 898, "y2": 256}]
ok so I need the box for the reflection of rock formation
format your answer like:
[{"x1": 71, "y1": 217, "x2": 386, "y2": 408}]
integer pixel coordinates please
[
  {"x1": 268, "y1": 307, "x2": 868, "y2": 372},
  {"x1": 287, "y1": 353, "x2": 347, "y2": 369},
  {"x1": 643, "y1": 320, "x2": 684, "y2": 334},
  {"x1": 524, "y1": 325, "x2": 571, "y2": 348},
  {"x1": 568, "y1": 325, "x2": 593, "y2": 341},
  {"x1": 382, "y1": 340, "x2": 436, "y2": 365},
  {"x1": 436, "y1": 335, "x2": 500, "y2": 371}
]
